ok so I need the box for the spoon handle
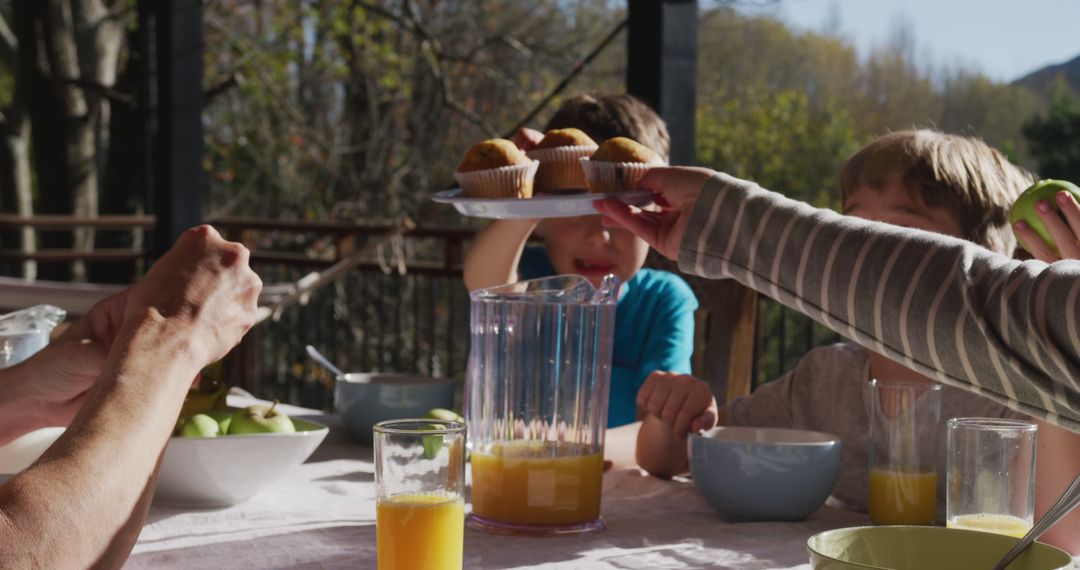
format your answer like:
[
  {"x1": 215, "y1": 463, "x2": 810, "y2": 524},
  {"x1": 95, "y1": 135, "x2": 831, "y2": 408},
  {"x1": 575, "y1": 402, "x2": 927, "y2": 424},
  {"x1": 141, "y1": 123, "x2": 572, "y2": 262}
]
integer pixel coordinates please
[
  {"x1": 992, "y1": 470, "x2": 1080, "y2": 570},
  {"x1": 305, "y1": 345, "x2": 345, "y2": 378}
]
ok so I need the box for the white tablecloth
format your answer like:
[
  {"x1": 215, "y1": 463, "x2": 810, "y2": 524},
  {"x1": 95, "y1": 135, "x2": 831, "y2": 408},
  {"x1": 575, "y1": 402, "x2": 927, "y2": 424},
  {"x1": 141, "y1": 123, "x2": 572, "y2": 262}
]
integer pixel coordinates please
[{"x1": 127, "y1": 400, "x2": 869, "y2": 569}]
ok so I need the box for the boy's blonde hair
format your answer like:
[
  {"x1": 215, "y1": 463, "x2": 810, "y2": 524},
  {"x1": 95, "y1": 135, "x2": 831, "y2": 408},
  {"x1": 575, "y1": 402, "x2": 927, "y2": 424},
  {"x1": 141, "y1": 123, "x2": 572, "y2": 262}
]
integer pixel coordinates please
[
  {"x1": 545, "y1": 93, "x2": 671, "y2": 161},
  {"x1": 839, "y1": 130, "x2": 1035, "y2": 254}
]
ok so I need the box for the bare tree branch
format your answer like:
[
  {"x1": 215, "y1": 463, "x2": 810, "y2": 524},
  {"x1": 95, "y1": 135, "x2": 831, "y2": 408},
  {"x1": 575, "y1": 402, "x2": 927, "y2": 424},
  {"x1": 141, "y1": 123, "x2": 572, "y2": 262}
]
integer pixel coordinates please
[{"x1": 57, "y1": 76, "x2": 135, "y2": 107}]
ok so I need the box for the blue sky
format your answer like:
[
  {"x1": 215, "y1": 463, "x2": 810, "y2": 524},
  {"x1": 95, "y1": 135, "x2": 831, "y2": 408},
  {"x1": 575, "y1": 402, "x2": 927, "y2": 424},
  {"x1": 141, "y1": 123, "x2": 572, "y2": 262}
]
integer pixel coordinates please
[{"x1": 752, "y1": 0, "x2": 1080, "y2": 82}]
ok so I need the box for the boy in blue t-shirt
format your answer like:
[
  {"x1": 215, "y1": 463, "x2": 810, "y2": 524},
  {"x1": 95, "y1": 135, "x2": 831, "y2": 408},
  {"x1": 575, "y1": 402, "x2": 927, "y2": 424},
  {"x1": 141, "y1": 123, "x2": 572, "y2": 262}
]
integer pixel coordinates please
[{"x1": 462, "y1": 93, "x2": 698, "y2": 428}]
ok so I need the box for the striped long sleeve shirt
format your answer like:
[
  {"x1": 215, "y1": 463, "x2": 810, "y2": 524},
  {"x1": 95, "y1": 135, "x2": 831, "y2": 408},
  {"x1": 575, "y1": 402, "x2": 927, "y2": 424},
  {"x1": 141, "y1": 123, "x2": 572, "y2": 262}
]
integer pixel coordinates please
[{"x1": 679, "y1": 173, "x2": 1080, "y2": 433}]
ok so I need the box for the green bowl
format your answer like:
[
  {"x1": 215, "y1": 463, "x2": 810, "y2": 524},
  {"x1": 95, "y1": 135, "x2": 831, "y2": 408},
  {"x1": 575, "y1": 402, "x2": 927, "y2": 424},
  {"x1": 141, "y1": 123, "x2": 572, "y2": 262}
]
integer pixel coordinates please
[{"x1": 807, "y1": 526, "x2": 1074, "y2": 570}]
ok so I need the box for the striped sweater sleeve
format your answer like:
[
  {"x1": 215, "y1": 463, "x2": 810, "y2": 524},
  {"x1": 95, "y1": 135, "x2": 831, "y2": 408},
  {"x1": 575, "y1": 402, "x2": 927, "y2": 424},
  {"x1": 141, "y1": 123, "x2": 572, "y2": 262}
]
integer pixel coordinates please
[{"x1": 679, "y1": 173, "x2": 1080, "y2": 432}]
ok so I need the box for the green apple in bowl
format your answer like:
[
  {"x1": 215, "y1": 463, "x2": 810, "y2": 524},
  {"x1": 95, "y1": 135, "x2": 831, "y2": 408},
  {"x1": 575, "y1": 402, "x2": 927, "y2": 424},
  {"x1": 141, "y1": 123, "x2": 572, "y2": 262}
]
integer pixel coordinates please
[
  {"x1": 228, "y1": 402, "x2": 296, "y2": 435},
  {"x1": 179, "y1": 414, "x2": 221, "y2": 438},
  {"x1": 206, "y1": 410, "x2": 233, "y2": 434},
  {"x1": 1010, "y1": 179, "x2": 1080, "y2": 254},
  {"x1": 425, "y1": 408, "x2": 465, "y2": 423}
]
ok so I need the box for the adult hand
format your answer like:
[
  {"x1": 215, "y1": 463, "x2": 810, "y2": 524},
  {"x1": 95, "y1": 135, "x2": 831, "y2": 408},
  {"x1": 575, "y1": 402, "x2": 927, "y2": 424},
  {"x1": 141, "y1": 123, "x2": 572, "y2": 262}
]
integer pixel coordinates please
[
  {"x1": 9, "y1": 292, "x2": 128, "y2": 427},
  {"x1": 122, "y1": 225, "x2": 262, "y2": 368},
  {"x1": 513, "y1": 127, "x2": 544, "y2": 151},
  {"x1": 595, "y1": 166, "x2": 717, "y2": 260},
  {"x1": 637, "y1": 371, "x2": 718, "y2": 440},
  {"x1": 1015, "y1": 191, "x2": 1080, "y2": 262}
]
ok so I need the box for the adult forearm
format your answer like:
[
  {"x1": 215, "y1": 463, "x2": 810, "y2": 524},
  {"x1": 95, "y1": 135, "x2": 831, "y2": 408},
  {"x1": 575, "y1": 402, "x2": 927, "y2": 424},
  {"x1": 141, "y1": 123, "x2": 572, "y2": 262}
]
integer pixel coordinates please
[
  {"x1": 0, "y1": 366, "x2": 45, "y2": 445},
  {"x1": 463, "y1": 219, "x2": 537, "y2": 291},
  {"x1": 678, "y1": 173, "x2": 1080, "y2": 432},
  {"x1": 0, "y1": 319, "x2": 201, "y2": 568}
]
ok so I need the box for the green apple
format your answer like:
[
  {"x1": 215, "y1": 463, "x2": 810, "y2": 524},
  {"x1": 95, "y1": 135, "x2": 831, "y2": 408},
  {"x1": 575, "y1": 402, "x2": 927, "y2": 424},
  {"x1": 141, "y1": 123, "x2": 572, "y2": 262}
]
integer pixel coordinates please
[
  {"x1": 425, "y1": 408, "x2": 465, "y2": 424},
  {"x1": 419, "y1": 424, "x2": 444, "y2": 460},
  {"x1": 1010, "y1": 179, "x2": 1080, "y2": 254},
  {"x1": 206, "y1": 410, "x2": 234, "y2": 435},
  {"x1": 179, "y1": 414, "x2": 221, "y2": 438},
  {"x1": 228, "y1": 402, "x2": 295, "y2": 435}
]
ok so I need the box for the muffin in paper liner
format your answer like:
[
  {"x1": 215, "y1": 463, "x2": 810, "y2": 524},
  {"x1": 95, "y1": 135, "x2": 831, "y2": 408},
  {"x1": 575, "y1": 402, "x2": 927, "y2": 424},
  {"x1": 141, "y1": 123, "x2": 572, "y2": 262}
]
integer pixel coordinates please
[
  {"x1": 526, "y1": 145, "x2": 598, "y2": 192},
  {"x1": 454, "y1": 160, "x2": 539, "y2": 199},
  {"x1": 580, "y1": 158, "x2": 663, "y2": 194}
]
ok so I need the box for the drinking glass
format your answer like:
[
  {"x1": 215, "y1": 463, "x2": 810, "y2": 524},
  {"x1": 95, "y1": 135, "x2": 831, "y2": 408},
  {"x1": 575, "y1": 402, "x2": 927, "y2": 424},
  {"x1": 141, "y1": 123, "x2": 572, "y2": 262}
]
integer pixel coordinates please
[
  {"x1": 868, "y1": 379, "x2": 942, "y2": 525},
  {"x1": 947, "y1": 417, "x2": 1037, "y2": 538},
  {"x1": 375, "y1": 419, "x2": 466, "y2": 570}
]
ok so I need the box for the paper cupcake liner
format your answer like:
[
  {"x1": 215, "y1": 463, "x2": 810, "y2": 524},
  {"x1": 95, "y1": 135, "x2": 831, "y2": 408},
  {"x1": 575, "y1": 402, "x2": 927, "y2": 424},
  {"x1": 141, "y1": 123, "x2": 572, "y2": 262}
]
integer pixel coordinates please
[
  {"x1": 526, "y1": 145, "x2": 598, "y2": 192},
  {"x1": 454, "y1": 160, "x2": 539, "y2": 199},
  {"x1": 580, "y1": 158, "x2": 663, "y2": 194}
]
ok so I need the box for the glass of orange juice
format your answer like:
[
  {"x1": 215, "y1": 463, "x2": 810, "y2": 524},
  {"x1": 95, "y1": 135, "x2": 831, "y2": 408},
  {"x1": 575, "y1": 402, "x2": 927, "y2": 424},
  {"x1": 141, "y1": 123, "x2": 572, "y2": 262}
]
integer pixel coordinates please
[
  {"x1": 868, "y1": 379, "x2": 942, "y2": 525},
  {"x1": 946, "y1": 417, "x2": 1037, "y2": 538},
  {"x1": 375, "y1": 419, "x2": 466, "y2": 570}
]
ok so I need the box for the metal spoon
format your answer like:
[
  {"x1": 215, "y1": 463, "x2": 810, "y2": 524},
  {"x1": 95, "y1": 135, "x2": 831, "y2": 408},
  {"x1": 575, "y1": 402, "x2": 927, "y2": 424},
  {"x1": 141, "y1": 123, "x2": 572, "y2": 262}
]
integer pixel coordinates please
[
  {"x1": 305, "y1": 345, "x2": 345, "y2": 378},
  {"x1": 992, "y1": 470, "x2": 1080, "y2": 569}
]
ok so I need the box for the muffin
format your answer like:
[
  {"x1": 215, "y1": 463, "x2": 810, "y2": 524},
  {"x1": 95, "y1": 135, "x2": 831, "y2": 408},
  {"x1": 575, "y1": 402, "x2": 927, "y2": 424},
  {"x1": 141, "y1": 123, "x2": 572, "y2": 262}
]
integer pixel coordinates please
[
  {"x1": 581, "y1": 137, "x2": 665, "y2": 194},
  {"x1": 455, "y1": 139, "x2": 539, "y2": 199},
  {"x1": 526, "y1": 128, "x2": 598, "y2": 192}
]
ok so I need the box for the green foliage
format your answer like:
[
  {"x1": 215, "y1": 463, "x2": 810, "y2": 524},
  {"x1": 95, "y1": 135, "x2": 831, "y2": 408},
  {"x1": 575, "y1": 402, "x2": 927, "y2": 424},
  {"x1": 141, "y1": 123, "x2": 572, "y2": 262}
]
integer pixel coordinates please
[
  {"x1": 697, "y1": 90, "x2": 857, "y2": 207},
  {"x1": 1022, "y1": 79, "x2": 1080, "y2": 181},
  {"x1": 696, "y1": 7, "x2": 1039, "y2": 185}
]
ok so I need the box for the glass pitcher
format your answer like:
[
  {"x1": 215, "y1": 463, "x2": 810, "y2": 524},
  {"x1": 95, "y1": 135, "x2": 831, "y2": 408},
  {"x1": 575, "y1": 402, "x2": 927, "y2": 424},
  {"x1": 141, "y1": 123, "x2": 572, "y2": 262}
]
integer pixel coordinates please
[
  {"x1": 0, "y1": 305, "x2": 65, "y2": 368},
  {"x1": 465, "y1": 274, "x2": 618, "y2": 536}
]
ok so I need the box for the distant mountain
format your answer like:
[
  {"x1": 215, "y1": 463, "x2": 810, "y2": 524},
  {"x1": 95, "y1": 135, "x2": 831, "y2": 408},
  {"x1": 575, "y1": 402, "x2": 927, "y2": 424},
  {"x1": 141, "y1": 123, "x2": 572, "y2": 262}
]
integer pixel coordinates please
[{"x1": 1012, "y1": 53, "x2": 1080, "y2": 95}]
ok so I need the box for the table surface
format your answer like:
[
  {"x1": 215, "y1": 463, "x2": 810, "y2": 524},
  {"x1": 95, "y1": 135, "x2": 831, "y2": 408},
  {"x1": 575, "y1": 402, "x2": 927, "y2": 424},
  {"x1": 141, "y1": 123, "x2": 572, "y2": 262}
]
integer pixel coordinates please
[{"x1": 127, "y1": 398, "x2": 872, "y2": 570}]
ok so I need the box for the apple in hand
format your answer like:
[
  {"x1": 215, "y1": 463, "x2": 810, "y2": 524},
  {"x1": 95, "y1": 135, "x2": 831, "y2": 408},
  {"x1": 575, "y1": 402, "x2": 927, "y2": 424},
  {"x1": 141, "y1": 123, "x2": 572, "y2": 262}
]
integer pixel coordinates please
[
  {"x1": 228, "y1": 402, "x2": 296, "y2": 435},
  {"x1": 179, "y1": 414, "x2": 221, "y2": 438},
  {"x1": 1011, "y1": 179, "x2": 1080, "y2": 254}
]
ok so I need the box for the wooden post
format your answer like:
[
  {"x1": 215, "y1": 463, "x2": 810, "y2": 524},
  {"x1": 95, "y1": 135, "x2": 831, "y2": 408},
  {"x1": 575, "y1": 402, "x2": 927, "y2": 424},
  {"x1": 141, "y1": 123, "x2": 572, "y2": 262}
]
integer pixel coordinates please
[
  {"x1": 627, "y1": 0, "x2": 698, "y2": 165},
  {"x1": 698, "y1": 280, "x2": 759, "y2": 405},
  {"x1": 137, "y1": 0, "x2": 204, "y2": 257}
]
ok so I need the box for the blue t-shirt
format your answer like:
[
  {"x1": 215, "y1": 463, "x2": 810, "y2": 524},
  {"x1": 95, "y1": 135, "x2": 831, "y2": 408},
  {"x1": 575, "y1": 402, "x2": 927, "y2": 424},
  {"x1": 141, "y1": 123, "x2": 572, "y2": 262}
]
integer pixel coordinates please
[{"x1": 519, "y1": 247, "x2": 699, "y2": 427}]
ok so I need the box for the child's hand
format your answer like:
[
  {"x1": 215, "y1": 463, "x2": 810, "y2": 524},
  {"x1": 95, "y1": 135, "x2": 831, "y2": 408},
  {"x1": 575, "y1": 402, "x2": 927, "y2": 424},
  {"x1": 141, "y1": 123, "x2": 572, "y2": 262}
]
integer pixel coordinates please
[
  {"x1": 637, "y1": 371, "x2": 718, "y2": 440},
  {"x1": 1015, "y1": 191, "x2": 1080, "y2": 262},
  {"x1": 513, "y1": 128, "x2": 544, "y2": 151}
]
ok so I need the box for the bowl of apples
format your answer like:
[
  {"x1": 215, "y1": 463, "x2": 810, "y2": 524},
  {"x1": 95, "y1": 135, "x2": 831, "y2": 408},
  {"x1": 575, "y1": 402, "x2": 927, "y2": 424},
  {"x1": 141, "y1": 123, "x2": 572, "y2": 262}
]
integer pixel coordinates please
[{"x1": 154, "y1": 384, "x2": 329, "y2": 508}]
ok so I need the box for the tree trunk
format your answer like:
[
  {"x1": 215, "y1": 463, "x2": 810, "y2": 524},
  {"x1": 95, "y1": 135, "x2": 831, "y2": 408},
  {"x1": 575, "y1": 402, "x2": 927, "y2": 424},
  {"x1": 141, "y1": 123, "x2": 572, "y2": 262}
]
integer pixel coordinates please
[
  {"x1": 0, "y1": 13, "x2": 35, "y2": 280},
  {"x1": 14, "y1": 0, "x2": 125, "y2": 282}
]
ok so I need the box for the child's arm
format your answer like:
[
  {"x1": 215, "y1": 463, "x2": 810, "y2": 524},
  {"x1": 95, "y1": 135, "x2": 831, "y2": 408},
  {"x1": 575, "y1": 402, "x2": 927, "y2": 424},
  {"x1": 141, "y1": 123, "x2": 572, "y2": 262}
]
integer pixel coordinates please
[
  {"x1": 635, "y1": 372, "x2": 717, "y2": 478},
  {"x1": 463, "y1": 219, "x2": 538, "y2": 291},
  {"x1": 1033, "y1": 418, "x2": 1080, "y2": 554}
]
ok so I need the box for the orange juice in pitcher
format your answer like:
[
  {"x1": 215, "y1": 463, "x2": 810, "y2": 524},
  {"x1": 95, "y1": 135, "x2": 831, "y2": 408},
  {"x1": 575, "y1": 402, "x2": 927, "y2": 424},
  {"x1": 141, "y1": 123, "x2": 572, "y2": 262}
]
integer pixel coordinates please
[{"x1": 471, "y1": 441, "x2": 603, "y2": 526}]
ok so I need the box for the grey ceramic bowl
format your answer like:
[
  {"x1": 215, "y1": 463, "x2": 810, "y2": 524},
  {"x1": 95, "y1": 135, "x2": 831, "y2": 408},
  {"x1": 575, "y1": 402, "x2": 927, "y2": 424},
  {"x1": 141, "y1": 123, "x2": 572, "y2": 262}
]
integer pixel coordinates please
[
  {"x1": 688, "y1": 426, "x2": 842, "y2": 521},
  {"x1": 334, "y1": 373, "x2": 456, "y2": 441}
]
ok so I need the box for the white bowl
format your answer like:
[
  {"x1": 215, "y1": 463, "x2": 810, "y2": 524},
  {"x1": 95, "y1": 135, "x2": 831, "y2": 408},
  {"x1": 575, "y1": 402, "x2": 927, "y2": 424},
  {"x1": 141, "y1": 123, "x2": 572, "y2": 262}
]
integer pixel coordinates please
[
  {"x1": 0, "y1": 427, "x2": 65, "y2": 483},
  {"x1": 153, "y1": 416, "x2": 328, "y2": 508}
]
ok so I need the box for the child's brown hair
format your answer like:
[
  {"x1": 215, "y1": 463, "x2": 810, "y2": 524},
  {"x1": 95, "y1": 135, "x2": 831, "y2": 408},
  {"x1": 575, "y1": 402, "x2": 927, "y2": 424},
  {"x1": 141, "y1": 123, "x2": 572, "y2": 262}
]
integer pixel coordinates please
[
  {"x1": 545, "y1": 93, "x2": 670, "y2": 161},
  {"x1": 839, "y1": 130, "x2": 1035, "y2": 254}
]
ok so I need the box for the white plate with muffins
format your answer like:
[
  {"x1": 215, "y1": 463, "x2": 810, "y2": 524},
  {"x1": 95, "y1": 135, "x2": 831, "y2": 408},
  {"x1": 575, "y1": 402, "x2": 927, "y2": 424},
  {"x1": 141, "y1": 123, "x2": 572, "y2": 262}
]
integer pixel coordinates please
[
  {"x1": 438, "y1": 131, "x2": 664, "y2": 219},
  {"x1": 432, "y1": 188, "x2": 654, "y2": 219}
]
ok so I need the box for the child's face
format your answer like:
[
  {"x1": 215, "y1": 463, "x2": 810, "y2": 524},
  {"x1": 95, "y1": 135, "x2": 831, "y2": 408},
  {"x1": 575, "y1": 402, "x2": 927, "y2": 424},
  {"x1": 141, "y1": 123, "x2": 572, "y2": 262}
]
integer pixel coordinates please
[
  {"x1": 843, "y1": 178, "x2": 963, "y2": 238},
  {"x1": 537, "y1": 215, "x2": 649, "y2": 287}
]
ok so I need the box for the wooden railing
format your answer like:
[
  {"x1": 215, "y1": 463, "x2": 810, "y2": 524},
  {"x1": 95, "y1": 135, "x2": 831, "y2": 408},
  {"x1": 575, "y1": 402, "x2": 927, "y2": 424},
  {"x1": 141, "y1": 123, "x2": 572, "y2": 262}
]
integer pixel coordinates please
[{"x1": 0, "y1": 215, "x2": 839, "y2": 410}]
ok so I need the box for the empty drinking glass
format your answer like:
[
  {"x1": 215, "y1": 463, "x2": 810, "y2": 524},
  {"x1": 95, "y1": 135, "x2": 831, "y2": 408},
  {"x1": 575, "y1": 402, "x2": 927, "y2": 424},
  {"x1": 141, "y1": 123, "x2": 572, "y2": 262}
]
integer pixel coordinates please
[{"x1": 947, "y1": 417, "x2": 1037, "y2": 538}]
